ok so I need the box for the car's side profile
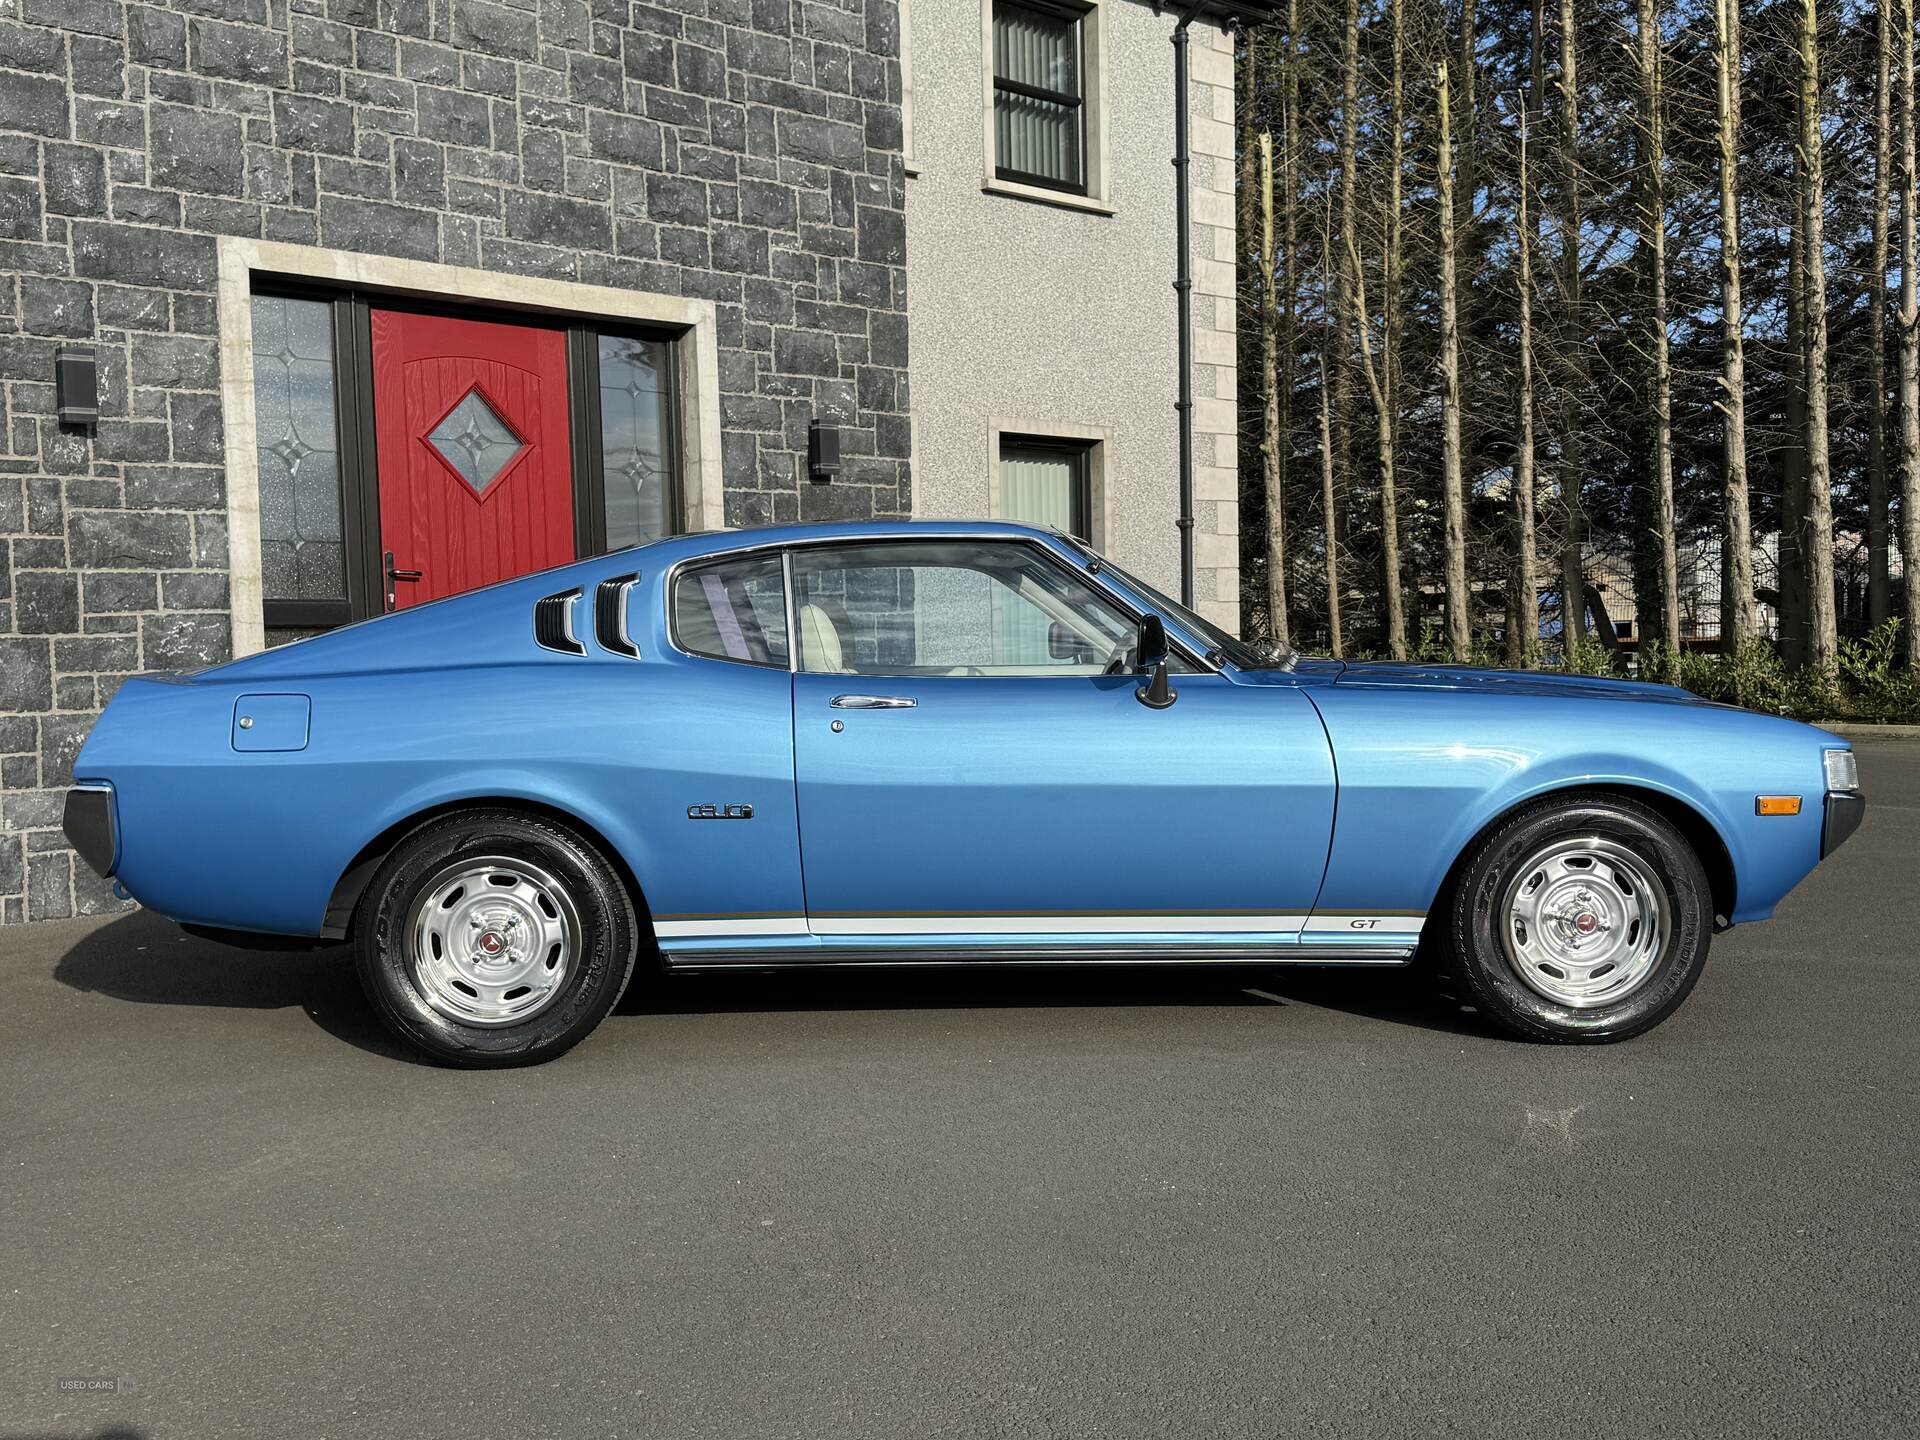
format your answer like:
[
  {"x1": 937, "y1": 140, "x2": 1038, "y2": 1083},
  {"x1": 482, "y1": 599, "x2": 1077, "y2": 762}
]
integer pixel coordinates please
[{"x1": 64, "y1": 521, "x2": 1865, "y2": 1066}]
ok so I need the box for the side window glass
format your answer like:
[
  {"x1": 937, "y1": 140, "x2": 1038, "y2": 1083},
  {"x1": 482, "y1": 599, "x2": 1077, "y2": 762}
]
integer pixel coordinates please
[
  {"x1": 672, "y1": 554, "x2": 789, "y2": 667},
  {"x1": 790, "y1": 541, "x2": 1144, "y2": 677}
]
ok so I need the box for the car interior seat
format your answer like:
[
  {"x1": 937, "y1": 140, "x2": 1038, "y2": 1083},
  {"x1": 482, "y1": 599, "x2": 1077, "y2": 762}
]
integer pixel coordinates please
[{"x1": 798, "y1": 603, "x2": 851, "y2": 673}]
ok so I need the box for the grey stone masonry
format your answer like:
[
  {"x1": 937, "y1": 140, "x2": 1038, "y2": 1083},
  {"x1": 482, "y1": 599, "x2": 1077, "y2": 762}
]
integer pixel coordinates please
[{"x1": 0, "y1": 0, "x2": 910, "y2": 923}]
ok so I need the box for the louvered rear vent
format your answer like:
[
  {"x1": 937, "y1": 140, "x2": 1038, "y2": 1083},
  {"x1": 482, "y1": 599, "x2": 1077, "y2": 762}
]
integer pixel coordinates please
[
  {"x1": 595, "y1": 573, "x2": 641, "y2": 658},
  {"x1": 533, "y1": 587, "x2": 585, "y2": 655}
]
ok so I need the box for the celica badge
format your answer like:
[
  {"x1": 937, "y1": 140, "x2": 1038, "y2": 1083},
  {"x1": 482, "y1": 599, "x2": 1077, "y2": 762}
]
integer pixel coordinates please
[{"x1": 687, "y1": 803, "x2": 754, "y2": 821}]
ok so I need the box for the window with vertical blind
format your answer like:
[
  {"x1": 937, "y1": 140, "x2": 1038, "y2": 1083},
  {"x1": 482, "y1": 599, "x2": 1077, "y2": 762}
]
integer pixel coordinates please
[
  {"x1": 991, "y1": 1, "x2": 1088, "y2": 194},
  {"x1": 998, "y1": 436, "x2": 1092, "y2": 542}
]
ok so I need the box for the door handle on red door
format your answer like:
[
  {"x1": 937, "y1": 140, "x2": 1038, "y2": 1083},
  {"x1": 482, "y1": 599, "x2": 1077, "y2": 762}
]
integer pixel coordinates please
[
  {"x1": 384, "y1": 550, "x2": 423, "y2": 609},
  {"x1": 829, "y1": 695, "x2": 917, "y2": 709}
]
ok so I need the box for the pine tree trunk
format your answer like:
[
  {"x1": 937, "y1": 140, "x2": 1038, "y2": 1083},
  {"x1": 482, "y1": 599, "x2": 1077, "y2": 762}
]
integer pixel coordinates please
[
  {"x1": 1347, "y1": 237, "x2": 1400, "y2": 658},
  {"x1": 1639, "y1": 0, "x2": 1680, "y2": 653},
  {"x1": 1260, "y1": 132, "x2": 1288, "y2": 648},
  {"x1": 1556, "y1": 0, "x2": 1586, "y2": 644},
  {"x1": 1782, "y1": 166, "x2": 1810, "y2": 669},
  {"x1": 1437, "y1": 59, "x2": 1470, "y2": 661},
  {"x1": 1716, "y1": 0, "x2": 1754, "y2": 651},
  {"x1": 1379, "y1": 0, "x2": 1407, "y2": 659},
  {"x1": 1511, "y1": 94, "x2": 1539, "y2": 668},
  {"x1": 1455, "y1": 0, "x2": 1479, "y2": 590},
  {"x1": 1331, "y1": 0, "x2": 1359, "y2": 652},
  {"x1": 1900, "y1": 0, "x2": 1920, "y2": 664},
  {"x1": 1319, "y1": 346, "x2": 1343, "y2": 658},
  {"x1": 1320, "y1": 199, "x2": 1343, "y2": 658},
  {"x1": 1277, "y1": 0, "x2": 1301, "y2": 650},
  {"x1": 1799, "y1": 0, "x2": 1838, "y2": 672},
  {"x1": 1869, "y1": 0, "x2": 1893, "y2": 627}
]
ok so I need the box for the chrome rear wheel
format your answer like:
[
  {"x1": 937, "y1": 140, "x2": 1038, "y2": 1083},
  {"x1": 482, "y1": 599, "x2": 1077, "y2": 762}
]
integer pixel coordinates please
[
  {"x1": 406, "y1": 855, "x2": 582, "y2": 1028},
  {"x1": 356, "y1": 809, "x2": 639, "y2": 1067}
]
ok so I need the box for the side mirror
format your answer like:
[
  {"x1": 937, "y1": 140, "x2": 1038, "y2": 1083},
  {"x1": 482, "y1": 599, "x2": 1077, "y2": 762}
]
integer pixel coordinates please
[{"x1": 1134, "y1": 614, "x2": 1176, "y2": 709}]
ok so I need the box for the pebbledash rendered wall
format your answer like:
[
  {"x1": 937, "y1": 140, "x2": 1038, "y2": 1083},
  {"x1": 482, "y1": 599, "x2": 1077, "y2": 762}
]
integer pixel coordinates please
[
  {"x1": 904, "y1": 0, "x2": 1240, "y2": 627},
  {"x1": 0, "y1": 0, "x2": 910, "y2": 923}
]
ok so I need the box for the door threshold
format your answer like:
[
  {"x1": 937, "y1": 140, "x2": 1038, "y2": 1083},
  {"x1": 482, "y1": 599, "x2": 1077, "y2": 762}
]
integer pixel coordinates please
[{"x1": 663, "y1": 943, "x2": 1416, "y2": 971}]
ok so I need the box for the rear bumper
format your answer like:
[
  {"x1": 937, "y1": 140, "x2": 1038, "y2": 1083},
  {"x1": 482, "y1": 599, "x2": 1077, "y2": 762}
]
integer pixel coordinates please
[
  {"x1": 1822, "y1": 790, "x2": 1865, "y2": 859},
  {"x1": 62, "y1": 782, "x2": 117, "y2": 878}
]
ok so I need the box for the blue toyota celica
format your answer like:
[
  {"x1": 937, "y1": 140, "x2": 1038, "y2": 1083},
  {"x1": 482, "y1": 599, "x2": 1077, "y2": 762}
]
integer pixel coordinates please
[{"x1": 64, "y1": 521, "x2": 1865, "y2": 1067}]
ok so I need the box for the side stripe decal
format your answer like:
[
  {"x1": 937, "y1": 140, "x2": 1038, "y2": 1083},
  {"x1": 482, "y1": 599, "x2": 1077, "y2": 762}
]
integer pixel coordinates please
[{"x1": 652, "y1": 913, "x2": 1427, "y2": 940}]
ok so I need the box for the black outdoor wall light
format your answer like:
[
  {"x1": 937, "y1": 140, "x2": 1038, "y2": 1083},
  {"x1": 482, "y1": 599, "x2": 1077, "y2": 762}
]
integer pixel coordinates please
[
  {"x1": 808, "y1": 418, "x2": 840, "y2": 484},
  {"x1": 55, "y1": 346, "x2": 99, "y2": 431}
]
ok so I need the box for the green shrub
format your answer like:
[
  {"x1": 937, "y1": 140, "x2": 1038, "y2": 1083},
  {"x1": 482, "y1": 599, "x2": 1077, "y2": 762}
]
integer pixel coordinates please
[
  {"x1": 1838, "y1": 621, "x2": 1920, "y2": 723},
  {"x1": 1561, "y1": 636, "x2": 1619, "y2": 676}
]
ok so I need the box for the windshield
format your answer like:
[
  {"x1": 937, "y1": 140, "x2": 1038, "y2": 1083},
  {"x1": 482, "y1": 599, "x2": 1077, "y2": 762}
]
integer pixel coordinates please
[{"x1": 1065, "y1": 543, "x2": 1295, "y2": 671}]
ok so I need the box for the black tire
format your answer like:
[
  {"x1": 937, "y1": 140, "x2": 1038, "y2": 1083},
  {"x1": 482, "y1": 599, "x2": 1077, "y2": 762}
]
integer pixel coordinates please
[
  {"x1": 1436, "y1": 794, "x2": 1711, "y2": 1043},
  {"x1": 352, "y1": 808, "x2": 639, "y2": 1068}
]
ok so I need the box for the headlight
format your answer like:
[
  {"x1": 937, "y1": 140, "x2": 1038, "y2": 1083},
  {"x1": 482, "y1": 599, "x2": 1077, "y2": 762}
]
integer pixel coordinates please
[{"x1": 1823, "y1": 748, "x2": 1859, "y2": 792}]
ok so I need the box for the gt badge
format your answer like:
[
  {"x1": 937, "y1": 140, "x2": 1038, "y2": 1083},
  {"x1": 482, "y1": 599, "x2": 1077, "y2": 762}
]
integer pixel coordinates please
[{"x1": 687, "y1": 803, "x2": 754, "y2": 821}]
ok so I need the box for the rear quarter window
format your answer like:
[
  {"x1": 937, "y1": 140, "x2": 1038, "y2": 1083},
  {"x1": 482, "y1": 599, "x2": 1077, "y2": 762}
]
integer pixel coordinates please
[{"x1": 672, "y1": 554, "x2": 789, "y2": 668}]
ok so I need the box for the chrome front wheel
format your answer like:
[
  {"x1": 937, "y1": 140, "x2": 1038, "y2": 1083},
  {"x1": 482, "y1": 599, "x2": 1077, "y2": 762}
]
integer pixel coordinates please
[
  {"x1": 1441, "y1": 795, "x2": 1711, "y2": 1044},
  {"x1": 1499, "y1": 836, "x2": 1671, "y2": 1008}
]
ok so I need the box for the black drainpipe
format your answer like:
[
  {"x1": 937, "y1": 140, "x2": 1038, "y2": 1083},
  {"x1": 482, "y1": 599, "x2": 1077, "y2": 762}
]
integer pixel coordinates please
[{"x1": 1171, "y1": 5, "x2": 1202, "y2": 607}]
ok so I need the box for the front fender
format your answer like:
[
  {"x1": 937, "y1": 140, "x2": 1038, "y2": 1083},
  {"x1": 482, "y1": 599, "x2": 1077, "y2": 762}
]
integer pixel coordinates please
[{"x1": 1309, "y1": 689, "x2": 1831, "y2": 926}]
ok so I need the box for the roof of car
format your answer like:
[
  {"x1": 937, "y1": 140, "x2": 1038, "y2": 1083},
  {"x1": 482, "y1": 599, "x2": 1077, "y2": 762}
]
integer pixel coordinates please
[{"x1": 631, "y1": 519, "x2": 1074, "y2": 563}]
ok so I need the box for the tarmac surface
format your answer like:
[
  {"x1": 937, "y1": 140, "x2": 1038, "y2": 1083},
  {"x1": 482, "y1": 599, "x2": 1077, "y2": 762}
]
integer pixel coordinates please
[{"x1": 4, "y1": 741, "x2": 1915, "y2": 1438}]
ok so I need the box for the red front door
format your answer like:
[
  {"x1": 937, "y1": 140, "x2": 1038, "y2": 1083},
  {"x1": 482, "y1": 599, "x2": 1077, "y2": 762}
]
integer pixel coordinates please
[{"x1": 371, "y1": 309, "x2": 575, "y2": 609}]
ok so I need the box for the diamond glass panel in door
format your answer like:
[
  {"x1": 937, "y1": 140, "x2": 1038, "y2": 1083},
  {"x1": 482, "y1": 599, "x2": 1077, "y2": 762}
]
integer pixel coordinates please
[
  {"x1": 993, "y1": 1, "x2": 1084, "y2": 192},
  {"x1": 370, "y1": 308, "x2": 576, "y2": 609},
  {"x1": 597, "y1": 335, "x2": 673, "y2": 548},
  {"x1": 426, "y1": 390, "x2": 526, "y2": 495},
  {"x1": 250, "y1": 295, "x2": 345, "y2": 604}
]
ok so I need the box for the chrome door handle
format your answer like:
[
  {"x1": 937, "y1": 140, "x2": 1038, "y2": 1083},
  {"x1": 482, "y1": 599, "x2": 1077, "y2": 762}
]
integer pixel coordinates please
[{"x1": 830, "y1": 694, "x2": 917, "y2": 709}]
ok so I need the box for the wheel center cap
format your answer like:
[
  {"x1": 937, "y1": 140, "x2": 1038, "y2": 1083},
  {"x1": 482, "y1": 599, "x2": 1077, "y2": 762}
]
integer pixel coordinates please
[
  {"x1": 1574, "y1": 911, "x2": 1598, "y2": 935},
  {"x1": 477, "y1": 929, "x2": 507, "y2": 958}
]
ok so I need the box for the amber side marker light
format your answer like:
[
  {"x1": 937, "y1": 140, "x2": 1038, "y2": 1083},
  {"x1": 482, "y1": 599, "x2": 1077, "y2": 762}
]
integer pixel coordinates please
[{"x1": 1755, "y1": 795, "x2": 1804, "y2": 816}]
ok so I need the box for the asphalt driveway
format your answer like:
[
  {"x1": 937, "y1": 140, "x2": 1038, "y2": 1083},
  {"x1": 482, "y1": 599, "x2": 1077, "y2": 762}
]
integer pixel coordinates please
[{"x1": 4, "y1": 742, "x2": 1916, "y2": 1439}]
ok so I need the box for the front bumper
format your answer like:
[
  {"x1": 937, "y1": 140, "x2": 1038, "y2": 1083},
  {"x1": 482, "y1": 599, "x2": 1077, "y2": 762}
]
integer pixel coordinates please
[
  {"x1": 62, "y1": 782, "x2": 117, "y2": 878},
  {"x1": 1823, "y1": 790, "x2": 1866, "y2": 858}
]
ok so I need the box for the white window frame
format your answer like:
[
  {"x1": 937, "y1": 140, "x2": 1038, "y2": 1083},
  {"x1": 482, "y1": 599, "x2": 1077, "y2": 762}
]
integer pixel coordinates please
[{"x1": 979, "y1": 0, "x2": 1114, "y2": 215}]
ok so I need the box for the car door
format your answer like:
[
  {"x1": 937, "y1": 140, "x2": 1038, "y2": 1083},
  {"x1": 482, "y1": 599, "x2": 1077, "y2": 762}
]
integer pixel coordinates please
[
  {"x1": 638, "y1": 549, "x2": 810, "y2": 959},
  {"x1": 788, "y1": 538, "x2": 1336, "y2": 954}
]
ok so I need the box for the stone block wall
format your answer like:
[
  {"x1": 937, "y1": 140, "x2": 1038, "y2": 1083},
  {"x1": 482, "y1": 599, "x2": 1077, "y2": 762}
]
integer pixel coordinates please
[{"x1": 0, "y1": 0, "x2": 909, "y2": 922}]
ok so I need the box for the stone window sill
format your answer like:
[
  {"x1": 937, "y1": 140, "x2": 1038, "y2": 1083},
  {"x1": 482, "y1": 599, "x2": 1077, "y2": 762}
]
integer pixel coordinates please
[{"x1": 980, "y1": 176, "x2": 1116, "y2": 217}]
